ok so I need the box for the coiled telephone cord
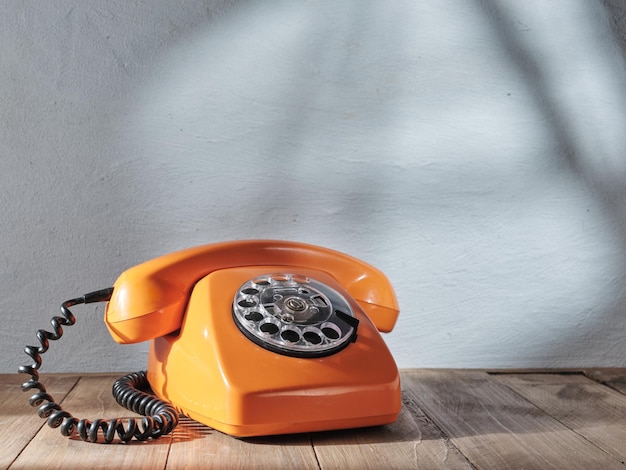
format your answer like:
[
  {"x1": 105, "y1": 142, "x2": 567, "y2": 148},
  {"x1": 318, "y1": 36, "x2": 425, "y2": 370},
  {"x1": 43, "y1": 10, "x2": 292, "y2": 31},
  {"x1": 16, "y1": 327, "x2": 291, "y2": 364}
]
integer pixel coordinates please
[{"x1": 18, "y1": 288, "x2": 179, "y2": 443}]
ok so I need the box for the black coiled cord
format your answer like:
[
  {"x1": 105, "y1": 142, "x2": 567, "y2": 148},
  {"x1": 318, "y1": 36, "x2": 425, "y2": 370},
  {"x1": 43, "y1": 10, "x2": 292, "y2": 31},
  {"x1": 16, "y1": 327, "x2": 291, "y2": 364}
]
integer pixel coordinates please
[{"x1": 18, "y1": 288, "x2": 179, "y2": 443}]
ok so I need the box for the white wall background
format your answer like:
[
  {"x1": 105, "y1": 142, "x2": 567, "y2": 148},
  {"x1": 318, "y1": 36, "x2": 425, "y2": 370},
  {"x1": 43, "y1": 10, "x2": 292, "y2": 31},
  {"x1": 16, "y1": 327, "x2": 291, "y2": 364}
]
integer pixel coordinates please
[{"x1": 3, "y1": 0, "x2": 626, "y2": 373}]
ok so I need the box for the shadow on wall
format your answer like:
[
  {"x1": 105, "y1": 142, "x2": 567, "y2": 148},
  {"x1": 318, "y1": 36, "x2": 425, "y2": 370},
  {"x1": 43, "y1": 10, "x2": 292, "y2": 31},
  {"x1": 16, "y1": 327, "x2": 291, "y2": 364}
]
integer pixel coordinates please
[
  {"x1": 109, "y1": 0, "x2": 626, "y2": 367},
  {"x1": 119, "y1": 0, "x2": 414, "y2": 251},
  {"x1": 478, "y1": 0, "x2": 626, "y2": 362}
]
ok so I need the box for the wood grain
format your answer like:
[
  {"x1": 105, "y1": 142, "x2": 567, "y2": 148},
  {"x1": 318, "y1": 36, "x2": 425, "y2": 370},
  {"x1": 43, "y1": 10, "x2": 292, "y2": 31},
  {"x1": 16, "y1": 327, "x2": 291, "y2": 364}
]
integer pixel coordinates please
[
  {"x1": 310, "y1": 391, "x2": 473, "y2": 469},
  {"x1": 0, "y1": 374, "x2": 78, "y2": 470},
  {"x1": 584, "y1": 368, "x2": 626, "y2": 395},
  {"x1": 8, "y1": 375, "x2": 172, "y2": 470},
  {"x1": 401, "y1": 369, "x2": 626, "y2": 470},
  {"x1": 495, "y1": 372, "x2": 626, "y2": 463},
  {"x1": 6, "y1": 370, "x2": 626, "y2": 470},
  {"x1": 164, "y1": 418, "x2": 319, "y2": 470}
]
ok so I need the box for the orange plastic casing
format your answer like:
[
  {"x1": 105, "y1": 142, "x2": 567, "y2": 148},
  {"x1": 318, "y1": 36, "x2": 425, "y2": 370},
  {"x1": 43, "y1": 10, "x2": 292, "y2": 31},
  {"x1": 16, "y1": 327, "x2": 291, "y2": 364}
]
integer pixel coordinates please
[{"x1": 104, "y1": 240, "x2": 401, "y2": 436}]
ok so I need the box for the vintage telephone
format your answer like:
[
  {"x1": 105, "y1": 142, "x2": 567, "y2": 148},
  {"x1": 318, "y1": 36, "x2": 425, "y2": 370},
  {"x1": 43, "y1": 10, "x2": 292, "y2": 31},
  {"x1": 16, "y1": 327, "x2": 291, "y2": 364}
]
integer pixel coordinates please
[{"x1": 20, "y1": 240, "x2": 401, "y2": 443}]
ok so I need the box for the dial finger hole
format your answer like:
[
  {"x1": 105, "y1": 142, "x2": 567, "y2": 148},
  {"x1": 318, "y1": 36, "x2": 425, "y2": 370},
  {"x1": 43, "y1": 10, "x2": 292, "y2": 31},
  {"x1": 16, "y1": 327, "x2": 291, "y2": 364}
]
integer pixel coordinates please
[
  {"x1": 245, "y1": 311, "x2": 263, "y2": 322},
  {"x1": 259, "y1": 321, "x2": 279, "y2": 335},
  {"x1": 303, "y1": 328, "x2": 323, "y2": 345},
  {"x1": 321, "y1": 322, "x2": 341, "y2": 340},
  {"x1": 238, "y1": 298, "x2": 257, "y2": 308},
  {"x1": 280, "y1": 328, "x2": 300, "y2": 343}
]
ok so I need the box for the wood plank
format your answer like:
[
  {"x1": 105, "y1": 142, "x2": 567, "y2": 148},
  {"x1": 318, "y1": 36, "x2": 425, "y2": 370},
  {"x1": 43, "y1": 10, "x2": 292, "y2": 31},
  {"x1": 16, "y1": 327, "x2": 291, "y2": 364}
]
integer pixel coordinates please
[
  {"x1": 164, "y1": 418, "x2": 320, "y2": 470},
  {"x1": 310, "y1": 390, "x2": 474, "y2": 469},
  {"x1": 1, "y1": 374, "x2": 78, "y2": 470},
  {"x1": 9, "y1": 375, "x2": 172, "y2": 470},
  {"x1": 583, "y1": 368, "x2": 626, "y2": 395},
  {"x1": 495, "y1": 372, "x2": 626, "y2": 463},
  {"x1": 402, "y1": 369, "x2": 625, "y2": 470},
  {"x1": 7, "y1": 370, "x2": 626, "y2": 469}
]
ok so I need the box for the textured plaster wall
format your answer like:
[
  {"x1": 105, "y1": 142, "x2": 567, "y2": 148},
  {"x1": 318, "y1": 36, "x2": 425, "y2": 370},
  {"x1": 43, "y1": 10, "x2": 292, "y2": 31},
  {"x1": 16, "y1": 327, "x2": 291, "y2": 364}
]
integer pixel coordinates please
[{"x1": 3, "y1": 0, "x2": 626, "y2": 373}]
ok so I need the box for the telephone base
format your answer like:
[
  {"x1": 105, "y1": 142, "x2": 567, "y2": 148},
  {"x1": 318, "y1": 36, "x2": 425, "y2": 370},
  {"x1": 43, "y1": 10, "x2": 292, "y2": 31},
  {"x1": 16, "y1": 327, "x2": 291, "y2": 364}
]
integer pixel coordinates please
[
  {"x1": 147, "y1": 266, "x2": 402, "y2": 438},
  {"x1": 184, "y1": 410, "x2": 400, "y2": 438}
]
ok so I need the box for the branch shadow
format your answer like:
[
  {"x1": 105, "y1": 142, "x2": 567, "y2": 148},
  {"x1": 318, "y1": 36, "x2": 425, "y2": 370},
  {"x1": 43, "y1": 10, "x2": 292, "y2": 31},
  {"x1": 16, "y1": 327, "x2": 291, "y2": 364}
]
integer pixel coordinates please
[{"x1": 476, "y1": 0, "x2": 626, "y2": 365}]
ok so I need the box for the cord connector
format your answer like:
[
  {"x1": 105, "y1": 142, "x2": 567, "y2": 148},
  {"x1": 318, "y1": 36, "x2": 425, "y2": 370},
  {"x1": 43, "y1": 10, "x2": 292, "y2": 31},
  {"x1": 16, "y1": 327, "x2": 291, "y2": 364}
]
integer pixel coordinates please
[{"x1": 82, "y1": 287, "x2": 114, "y2": 304}]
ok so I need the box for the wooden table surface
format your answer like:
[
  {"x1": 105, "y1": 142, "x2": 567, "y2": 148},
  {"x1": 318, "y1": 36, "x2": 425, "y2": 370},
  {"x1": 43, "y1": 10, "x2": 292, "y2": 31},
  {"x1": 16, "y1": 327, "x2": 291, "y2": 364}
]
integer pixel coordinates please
[{"x1": 2, "y1": 369, "x2": 626, "y2": 469}]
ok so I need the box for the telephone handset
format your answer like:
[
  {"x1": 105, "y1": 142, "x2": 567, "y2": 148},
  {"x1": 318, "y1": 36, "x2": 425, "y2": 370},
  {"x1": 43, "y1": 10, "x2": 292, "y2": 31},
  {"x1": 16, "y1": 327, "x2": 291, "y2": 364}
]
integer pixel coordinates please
[{"x1": 20, "y1": 240, "x2": 401, "y2": 443}]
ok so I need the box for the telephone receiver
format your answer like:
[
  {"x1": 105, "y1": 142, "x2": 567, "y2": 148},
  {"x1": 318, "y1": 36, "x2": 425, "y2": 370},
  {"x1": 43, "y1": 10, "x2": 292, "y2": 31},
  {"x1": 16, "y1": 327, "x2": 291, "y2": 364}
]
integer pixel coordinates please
[{"x1": 20, "y1": 240, "x2": 401, "y2": 443}]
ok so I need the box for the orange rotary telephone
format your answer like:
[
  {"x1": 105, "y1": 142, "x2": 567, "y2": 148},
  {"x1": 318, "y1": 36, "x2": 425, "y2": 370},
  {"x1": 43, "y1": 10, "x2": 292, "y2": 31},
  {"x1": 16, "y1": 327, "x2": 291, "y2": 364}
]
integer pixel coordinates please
[{"x1": 20, "y1": 240, "x2": 401, "y2": 443}]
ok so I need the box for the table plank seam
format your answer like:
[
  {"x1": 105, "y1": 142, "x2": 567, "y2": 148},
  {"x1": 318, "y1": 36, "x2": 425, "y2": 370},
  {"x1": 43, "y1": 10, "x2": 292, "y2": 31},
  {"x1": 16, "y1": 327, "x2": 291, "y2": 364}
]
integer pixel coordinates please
[
  {"x1": 495, "y1": 375, "x2": 626, "y2": 467},
  {"x1": 308, "y1": 434, "x2": 323, "y2": 470},
  {"x1": 400, "y1": 387, "x2": 478, "y2": 469},
  {"x1": 8, "y1": 375, "x2": 82, "y2": 470}
]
